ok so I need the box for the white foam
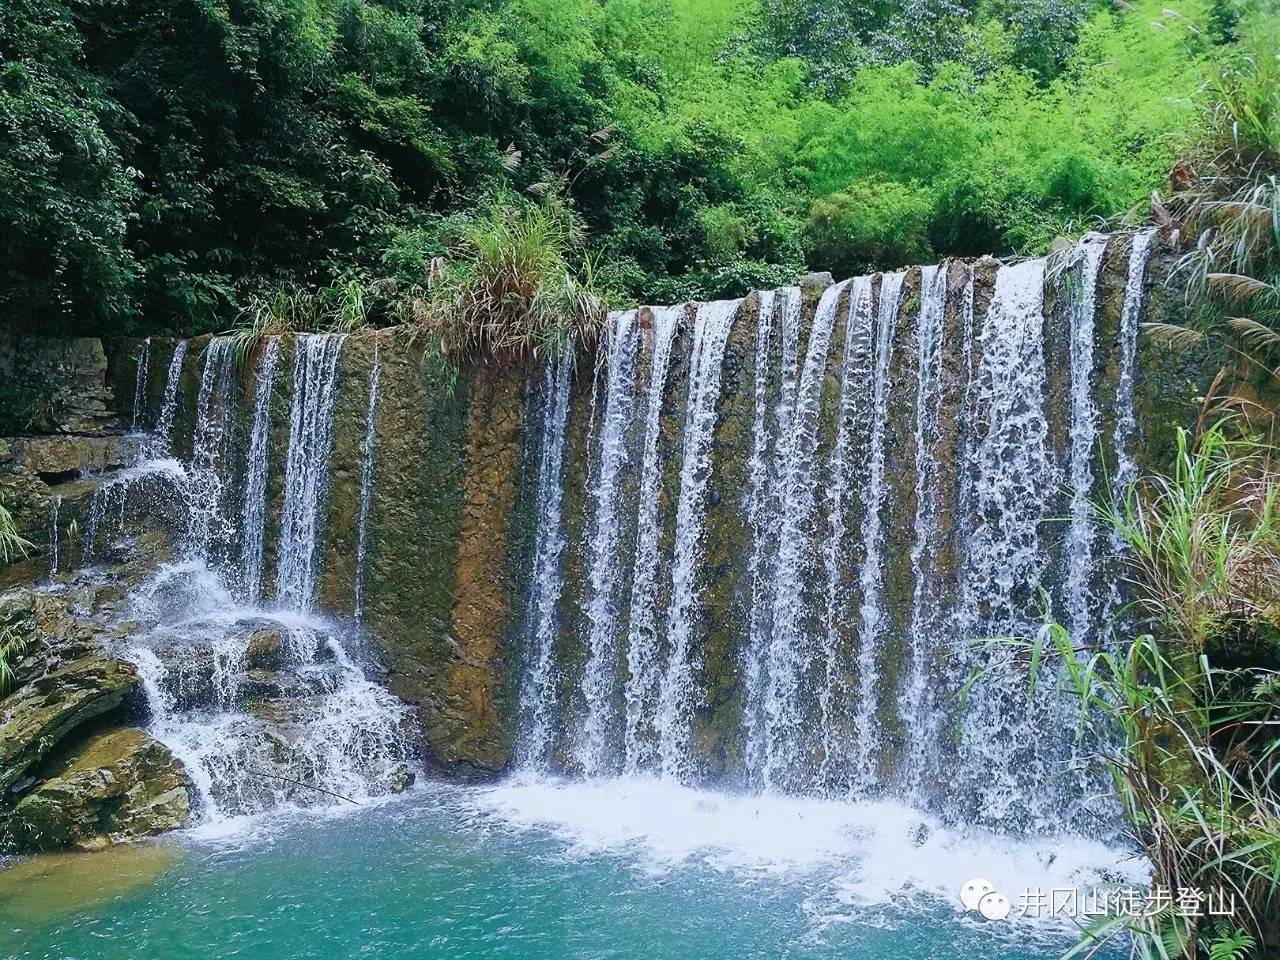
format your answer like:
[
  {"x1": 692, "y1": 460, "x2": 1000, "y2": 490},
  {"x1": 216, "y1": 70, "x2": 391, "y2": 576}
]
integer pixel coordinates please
[{"x1": 474, "y1": 776, "x2": 1148, "y2": 922}]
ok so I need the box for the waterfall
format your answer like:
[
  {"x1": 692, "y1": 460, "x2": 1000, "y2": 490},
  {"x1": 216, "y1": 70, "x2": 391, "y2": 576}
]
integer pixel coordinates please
[
  {"x1": 187, "y1": 338, "x2": 238, "y2": 566},
  {"x1": 577, "y1": 311, "x2": 640, "y2": 777},
  {"x1": 656, "y1": 298, "x2": 740, "y2": 781},
  {"x1": 955, "y1": 257, "x2": 1058, "y2": 828},
  {"x1": 1062, "y1": 234, "x2": 1110, "y2": 646},
  {"x1": 900, "y1": 264, "x2": 949, "y2": 799},
  {"x1": 132, "y1": 338, "x2": 150, "y2": 432},
  {"x1": 761, "y1": 280, "x2": 848, "y2": 792},
  {"x1": 241, "y1": 337, "x2": 281, "y2": 604},
  {"x1": 98, "y1": 328, "x2": 414, "y2": 823},
  {"x1": 517, "y1": 348, "x2": 575, "y2": 770},
  {"x1": 819, "y1": 277, "x2": 875, "y2": 789},
  {"x1": 849, "y1": 271, "x2": 906, "y2": 797},
  {"x1": 623, "y1": 305, "x2": 684, "y2": 773},
  {"x1": 354, "y1": 337, "x2": 382, "y2": 620},
  {"x1": 1113, "y1": 230, "x2": 1157, "y2": 507},
  {"x1": 152, "y1": 340, "x2": 188, "y2": 457},
  {"x1": 275, "y1": 333, "x2": 348, "y2": 612},
  {"x1": 742, "y1": 287, "x2": 803, "y2": 784},
  {"x1": 48, "y1": 496, "x2": 61, "y2": 574}
]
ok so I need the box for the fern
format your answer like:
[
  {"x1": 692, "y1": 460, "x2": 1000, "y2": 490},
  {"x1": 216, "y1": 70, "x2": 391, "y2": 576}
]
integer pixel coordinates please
[{"x1": 1207, "y1": 927, "x2": 1255, "y2": 960}]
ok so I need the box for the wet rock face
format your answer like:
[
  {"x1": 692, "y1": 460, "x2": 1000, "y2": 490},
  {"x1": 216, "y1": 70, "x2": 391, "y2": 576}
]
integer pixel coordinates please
[
  {"x1": 6, "y1": 435, "x2": 139, "y2": 477},
  {"x1": 1, "y1": 727, "x2": 190, "y2": 852},
  {"x1": 0, "y1": 584, "x2": 194, "y2": 852}
]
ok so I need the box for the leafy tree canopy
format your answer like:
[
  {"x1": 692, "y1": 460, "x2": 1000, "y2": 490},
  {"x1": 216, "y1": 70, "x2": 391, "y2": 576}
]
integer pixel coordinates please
[{"x1": 0, "y1": 0, "x2": 1261, "y2": 334}]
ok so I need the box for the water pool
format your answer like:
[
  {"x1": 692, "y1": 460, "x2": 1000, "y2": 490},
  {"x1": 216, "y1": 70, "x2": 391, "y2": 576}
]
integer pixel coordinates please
[{"x1": 1, "y1": 779, "x2": 1138, "y2": 960}]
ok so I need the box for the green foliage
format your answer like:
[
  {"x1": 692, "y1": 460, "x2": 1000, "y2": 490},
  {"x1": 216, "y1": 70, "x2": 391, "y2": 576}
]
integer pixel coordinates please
[
  {"x1": 805, "y1": 179, "x2": 934, "y2": 275},
  {"x1": 0, "y1": 500, "x2": 31, "y2": 568},
  {"x1": 420, "y1": 193, "x2": 608, "y2": 358},
  {"x1": 0, "y1": 0, "x2": 1259, "y2": 332}
]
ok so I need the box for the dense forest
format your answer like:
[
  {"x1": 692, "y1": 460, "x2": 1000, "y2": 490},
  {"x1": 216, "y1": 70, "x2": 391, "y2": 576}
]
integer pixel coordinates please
[{"x1": 0, "y1": 0, "x2": 1265, "y2": 334}]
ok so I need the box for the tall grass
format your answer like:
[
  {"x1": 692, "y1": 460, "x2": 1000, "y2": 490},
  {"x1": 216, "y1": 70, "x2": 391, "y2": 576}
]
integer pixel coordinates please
[
  {"x1": 229, "y1": 277, "x2": 392, "y2": 366},
  {"x1": 1027, "y1": 423, "x2": 1280, "y2": 958},
  {"x1": 1157, "y1": 15, "x2": 1280, "y2": 383},
  {"x1": 0, "y1": 500, "x2": 30, "y2": 566},
  {"x1": 416, "y1": 194, "x2": 608, "y2": 359}
]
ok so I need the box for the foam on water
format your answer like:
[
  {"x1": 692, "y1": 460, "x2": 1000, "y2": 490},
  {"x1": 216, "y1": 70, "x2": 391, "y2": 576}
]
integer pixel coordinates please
[{"x1": 474, "y1": 777, "x2": 1147, "y2": 924}]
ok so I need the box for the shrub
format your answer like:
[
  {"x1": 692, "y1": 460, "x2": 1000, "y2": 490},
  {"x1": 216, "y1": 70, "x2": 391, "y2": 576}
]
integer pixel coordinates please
[{"x1": 803, "y1": 178, "x2": 934, "y2": 276}]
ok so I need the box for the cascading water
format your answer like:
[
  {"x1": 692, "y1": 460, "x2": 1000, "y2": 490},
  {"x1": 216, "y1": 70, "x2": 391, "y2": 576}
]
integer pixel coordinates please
[
  {"x1": 48, "y1": 495, "x2": 61, "y2": 574},
  {"x1": 1110, "y1": 231, "x2": 1158, "y2": 547},
  {"x1": 655, "y1": 298, "x2": 740, "y2": 780},
  {"x1": 1062, "y1": 234, "x2": 1110, "y2": 646},
  {"x1": 742, "y1": 287, "x2": 803, "y2": 784},
  {"x1": 516, "y1": 236, "x2": 1161, "y2": 841},
  {"x1": 517, "y1": 347, "x2": 575, "y2": 770},
  {"x1": 760, "y1": 280, "x2": 849, "y2": 792},
  {"x1": 849, "y1": 271, "x2": 905, "y2": 797},
  {"x1": 187, "y1": 338, "x2": 239, "y2": 565},
  {"x1": 819, "y1": 276, "x2": 875, "y2": 789},
  {"x1": 132, "y1": 338, "x2": 150, "y2": 432},
  {"x1": 954, "y1": 257, "x2": 1062, "y2": 828},
  {"x1": 73, "y1": 330, "x2": 412, "y2": 824},
  {"x1": 577, "y1": 310, "x2": 640, "y2": 777},
  {"x1": 899, "y1": 264, "x2": 948, "y2": 800},
  {"x1": 623, "y1": 305, "x2": 683, "y2": 773},
  {"x1": 152, "y1": 339, "x2": 188, "y2": 457},
  {"x1": 241, "y1": 337, "x2": 281, "y2": 604},
  {"x1": 354, "y1": 337, "x2": 381, "y2": 620},
  {"x1": 276, "y1": 333, "x2": 348, "y2": 612}
]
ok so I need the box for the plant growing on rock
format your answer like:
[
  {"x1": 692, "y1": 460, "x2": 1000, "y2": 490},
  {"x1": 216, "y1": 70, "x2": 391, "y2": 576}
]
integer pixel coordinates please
[
  {"x1": 412, "y1": 193, "x2": 609, "y2": 360},
  {"x1": 0, "y1": 500, "x2": 30, "y2": 566}
]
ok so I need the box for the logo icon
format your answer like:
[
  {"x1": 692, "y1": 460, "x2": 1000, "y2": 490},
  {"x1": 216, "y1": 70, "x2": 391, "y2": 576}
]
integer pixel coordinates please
[{"x1": 960, "y1": 878, "x2": 1011, "y2": 921}]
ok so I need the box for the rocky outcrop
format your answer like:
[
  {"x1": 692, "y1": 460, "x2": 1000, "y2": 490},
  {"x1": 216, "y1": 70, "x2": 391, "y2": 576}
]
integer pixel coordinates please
[
  {"x1": 0, "y1": 584, "x2": 193, "y2": 852},
  {"x1": 0, "y1": 336, "x2": 120, "y2": 435},
  {"x1": 7, "y1": 435, "x2": 139, "y2": 477},
  {"x1": 2, "y1": 727, "x2": 189, "y2": 851},
  {"x1": 0, "y1": 656, "x2": 140, "y2": 794}
]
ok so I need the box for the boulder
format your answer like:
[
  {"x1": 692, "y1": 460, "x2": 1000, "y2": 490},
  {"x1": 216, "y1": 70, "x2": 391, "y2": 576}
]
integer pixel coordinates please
[
  {"x1": 2, "y1": 727, "x2": 190, "y2": 851},
  {"x1": 0, "y1": 656, "x2": 140, "y2": 793},
  {"x1": 6, "y1": 435, "x2": 140, "y2": 476},
  {"x1": 243, "y1": 628, "x2": 285, "y2": 670}
]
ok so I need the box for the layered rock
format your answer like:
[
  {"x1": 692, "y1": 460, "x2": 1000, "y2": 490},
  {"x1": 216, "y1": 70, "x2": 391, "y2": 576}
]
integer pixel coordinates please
[
  {"x1": 2, "y1": 727, "x2": 189, "y2": 852},
  {"x1": 0, "y1": 585, "x2": 192, "y2": 852}
]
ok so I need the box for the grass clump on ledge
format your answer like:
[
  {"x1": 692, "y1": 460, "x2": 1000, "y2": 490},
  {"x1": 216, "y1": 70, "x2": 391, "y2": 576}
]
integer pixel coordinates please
[{"x1": 414, "y1": 194, "x2": 609, "y2": 361}]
